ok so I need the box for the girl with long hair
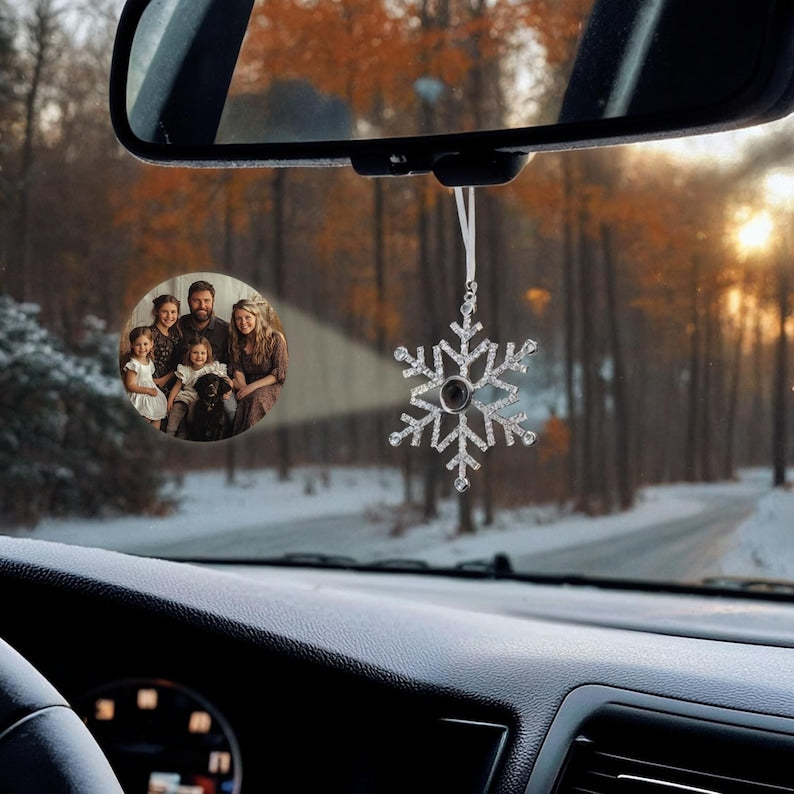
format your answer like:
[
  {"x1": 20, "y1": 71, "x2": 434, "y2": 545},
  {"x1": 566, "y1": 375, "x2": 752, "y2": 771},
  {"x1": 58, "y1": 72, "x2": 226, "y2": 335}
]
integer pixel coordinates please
[
  {"x1": 149, "y1": 294, "x2": 183, "y2": 394},
  {"x1": 122, "y1": 326, "x2": 168, "y2": 426}
]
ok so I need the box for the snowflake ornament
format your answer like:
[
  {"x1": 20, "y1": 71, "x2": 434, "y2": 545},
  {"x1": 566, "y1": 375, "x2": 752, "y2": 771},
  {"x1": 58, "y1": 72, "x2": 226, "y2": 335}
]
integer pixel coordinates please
[{"x1": 389, "y1": 283, "x2": 538, "y2": 493}]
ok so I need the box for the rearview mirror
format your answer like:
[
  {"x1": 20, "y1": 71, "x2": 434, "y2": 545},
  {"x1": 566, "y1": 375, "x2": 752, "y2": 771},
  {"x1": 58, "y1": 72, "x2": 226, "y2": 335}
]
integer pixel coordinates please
[{"x1": 110, "y1": 0, "x2": 794, "y2": 185}]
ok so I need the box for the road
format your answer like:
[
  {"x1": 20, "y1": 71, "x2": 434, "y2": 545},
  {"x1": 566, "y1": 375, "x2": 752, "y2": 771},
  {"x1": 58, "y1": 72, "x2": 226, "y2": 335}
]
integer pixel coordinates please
[
  {"x1": 509, "y1": 492, "x2": 757, "y2": 582},
  {"x1": 125, "y1": 489, "x2": 760, "y2": 585},
  {"x1": 124, "y1": 513, "x2": 379, "y2": 559}
]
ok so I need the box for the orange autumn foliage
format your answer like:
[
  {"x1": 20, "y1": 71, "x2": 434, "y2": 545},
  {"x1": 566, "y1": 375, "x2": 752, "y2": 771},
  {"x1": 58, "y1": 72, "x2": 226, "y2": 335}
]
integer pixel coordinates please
[
  {"x1": 230, "y1": 0, "x2": 589, "y2": 134},
  {"x1": 538, "y1": 413, "x2": 570, "y2": 463}
]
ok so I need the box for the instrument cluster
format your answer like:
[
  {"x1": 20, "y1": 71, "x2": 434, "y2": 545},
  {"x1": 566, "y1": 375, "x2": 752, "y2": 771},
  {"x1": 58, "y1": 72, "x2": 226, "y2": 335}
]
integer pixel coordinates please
[{"x1": 75, "y1": 678, "x2": 242, "y2": 794}]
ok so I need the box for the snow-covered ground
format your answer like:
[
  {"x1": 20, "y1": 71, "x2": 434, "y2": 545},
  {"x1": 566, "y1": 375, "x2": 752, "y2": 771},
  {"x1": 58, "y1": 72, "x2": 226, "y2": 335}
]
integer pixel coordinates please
[
  {"x1": 4, "y1": 466, "x2": 792, "y2": 581},
  {"x1": 718, "y1": 477, "x2": 794, "y2": 579}
]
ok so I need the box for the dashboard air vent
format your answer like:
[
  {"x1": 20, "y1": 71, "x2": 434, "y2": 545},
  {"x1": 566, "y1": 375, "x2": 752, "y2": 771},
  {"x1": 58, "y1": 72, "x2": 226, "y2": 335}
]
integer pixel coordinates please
[{"x1": 552, "y1": 704, "x2": 794, "y2": 794}]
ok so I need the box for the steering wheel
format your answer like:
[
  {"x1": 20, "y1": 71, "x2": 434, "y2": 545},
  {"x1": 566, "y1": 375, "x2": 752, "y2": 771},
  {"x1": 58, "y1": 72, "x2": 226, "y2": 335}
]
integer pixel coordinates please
[{"x1": 0, "y1": 636, "x2": 123, "y2": 792}]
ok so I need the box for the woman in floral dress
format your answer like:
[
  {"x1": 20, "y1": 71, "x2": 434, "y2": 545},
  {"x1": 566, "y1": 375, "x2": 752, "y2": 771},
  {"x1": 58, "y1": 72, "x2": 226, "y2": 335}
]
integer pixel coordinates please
[{"x1": 228, "y1": 299, "x2": 288, "y2": 435}]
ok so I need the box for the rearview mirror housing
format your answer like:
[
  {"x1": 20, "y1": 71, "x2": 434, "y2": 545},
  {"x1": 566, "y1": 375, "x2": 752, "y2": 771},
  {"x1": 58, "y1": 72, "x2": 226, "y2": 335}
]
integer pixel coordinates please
[{"x1": 109, "y1": 0, "x2": 794, "y2": 185}]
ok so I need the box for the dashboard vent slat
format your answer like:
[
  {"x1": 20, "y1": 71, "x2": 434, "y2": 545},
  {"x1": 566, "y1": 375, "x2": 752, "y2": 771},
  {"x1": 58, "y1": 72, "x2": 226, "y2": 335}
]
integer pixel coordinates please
[{"x1": 552, "y1": 707, "x2": 794, "y2": 794}]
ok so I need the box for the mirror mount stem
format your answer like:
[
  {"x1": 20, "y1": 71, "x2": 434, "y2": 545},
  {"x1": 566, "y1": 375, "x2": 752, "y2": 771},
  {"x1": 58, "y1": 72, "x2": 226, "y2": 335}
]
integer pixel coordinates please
[
  {"x1": 432, "y1": 152, "x2": 531, "y2": 187},
  {"x1": 352, "y1": 150, "x2": 530, "y2": 186}
]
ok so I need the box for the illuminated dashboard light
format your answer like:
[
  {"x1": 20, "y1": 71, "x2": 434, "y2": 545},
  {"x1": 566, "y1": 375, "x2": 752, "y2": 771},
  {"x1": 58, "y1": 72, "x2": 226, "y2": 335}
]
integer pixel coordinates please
[
  {"x1": 137, "y1": 688, "x2": 158, "y2": 710},
  {"x1": 189, "y1": 710, "x2": 212, "y2": 734},
  {"x1": 94, "y1": 698, "x2": 115, "y2": 721}
]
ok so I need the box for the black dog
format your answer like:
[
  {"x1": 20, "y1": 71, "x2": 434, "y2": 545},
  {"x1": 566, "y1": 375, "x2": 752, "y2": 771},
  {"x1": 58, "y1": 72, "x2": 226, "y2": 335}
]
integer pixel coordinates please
[{"x1": 190, "y1": 373, "x2": 232, "y2": 442}]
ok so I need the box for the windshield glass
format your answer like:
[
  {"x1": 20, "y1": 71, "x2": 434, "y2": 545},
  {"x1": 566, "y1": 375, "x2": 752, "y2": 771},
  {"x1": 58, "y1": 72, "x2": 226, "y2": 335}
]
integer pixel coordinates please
[{"x1": 1, "y1": 0, "x2": 792, "y2": 589}]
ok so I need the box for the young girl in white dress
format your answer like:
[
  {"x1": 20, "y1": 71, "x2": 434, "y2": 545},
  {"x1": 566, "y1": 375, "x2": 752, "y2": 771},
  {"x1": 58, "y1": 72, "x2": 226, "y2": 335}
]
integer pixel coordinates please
[
  {"x1": 165, "y1": 335, "x2": 232, "y2": 438},
  {"x1": 123, "y1": 326, "x2": 169, "y2": 426}
]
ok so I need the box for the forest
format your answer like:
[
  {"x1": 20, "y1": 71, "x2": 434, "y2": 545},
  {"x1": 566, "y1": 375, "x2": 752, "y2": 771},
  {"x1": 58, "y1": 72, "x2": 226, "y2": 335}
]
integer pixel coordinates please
[{"x1": 0, "y1": 0, "x2": 791, "y2": 529}]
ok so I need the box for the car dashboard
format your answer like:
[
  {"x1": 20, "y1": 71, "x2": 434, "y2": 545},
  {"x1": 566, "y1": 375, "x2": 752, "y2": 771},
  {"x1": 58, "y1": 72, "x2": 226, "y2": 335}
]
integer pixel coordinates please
[{"x1": 2, "y1": 535, "x2": 794, "y2": 794}]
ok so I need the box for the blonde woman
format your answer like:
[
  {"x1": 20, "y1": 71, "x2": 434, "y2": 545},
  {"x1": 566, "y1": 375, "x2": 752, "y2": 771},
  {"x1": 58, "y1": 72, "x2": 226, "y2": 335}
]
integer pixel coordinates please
[{"x1": 228, "y1": 299, "x2": 288, "y2": 434}]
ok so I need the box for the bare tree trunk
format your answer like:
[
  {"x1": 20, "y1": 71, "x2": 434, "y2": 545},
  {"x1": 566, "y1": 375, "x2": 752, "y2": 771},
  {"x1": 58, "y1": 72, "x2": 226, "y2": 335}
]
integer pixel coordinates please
[
  {"x1": 373, "y1": 177, "x2": 387, "y2": 463},
  {"x1": 772, "y1": 258, "x2": 789, "y2": 487},
  {"x1": 480, "y1": 190, "x2": 504, "y2": 526},
  {"x1": 748, "y1": 299, "x2": 766, "y2": 464},
  {"x1": 684, "y1": 255, "x2": 702, "y2": 481},
  {"x1": 223, "y1": 181, "x2": 237, "y2": 485},
  {"x1": 271, "y1": 170, "x2": 291, "y2": 481},
  {"x1": 457, "y1": 490, "x2": 475, "y2": 534},
  {"x1": 16, "y1": 1, "x2": 56, "y2": 302},
  {"x1": 700, "y1": 290, "x2": 715, "y2": 482},
  {"x1": 722, "y1": 285, "x2": 749, "y2": 480},
  {"x1": 600, "y1": 224, "x2": 633, "y2": 509},
  {"x1": 417, "y1": 181, "x2": 440, "y2": 520},
  {"x1": 561, "y1": 157, "x2": 578, "y2": 502},
  {"x1": 414, "y1": 0, "x2": 451, "y2": 519},
  {"x1": 402, "y1": 448, "x2": 414, "y2": 505},
  {"x1": 576, "y1": 210, "x2": 598, "y2": 513}
]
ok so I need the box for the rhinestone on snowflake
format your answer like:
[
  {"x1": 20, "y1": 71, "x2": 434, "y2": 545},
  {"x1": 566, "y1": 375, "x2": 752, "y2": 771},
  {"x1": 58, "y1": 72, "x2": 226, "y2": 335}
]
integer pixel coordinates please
[{"x1": 389, "y1": 294, "x2": 538, "y2": 493}]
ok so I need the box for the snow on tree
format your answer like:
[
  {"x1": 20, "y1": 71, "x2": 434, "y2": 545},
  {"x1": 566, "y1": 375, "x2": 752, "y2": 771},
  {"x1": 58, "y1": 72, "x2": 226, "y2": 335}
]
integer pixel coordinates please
[{"x1": 0, "y1": 297, "x2": 172, "y2": 526}]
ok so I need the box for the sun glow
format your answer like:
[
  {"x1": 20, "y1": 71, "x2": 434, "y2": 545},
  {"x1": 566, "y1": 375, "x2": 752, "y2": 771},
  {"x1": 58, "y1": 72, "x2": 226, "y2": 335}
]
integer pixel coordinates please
[
  {"x1": 720, "y1": 286, "x2": 790, "y2": 347},
  {"x1": 735, "y1": 210, "x2": 774, "y2": 258},
  {"x1": 764, "y1": 170, "x2": 794, "y2": 207}
]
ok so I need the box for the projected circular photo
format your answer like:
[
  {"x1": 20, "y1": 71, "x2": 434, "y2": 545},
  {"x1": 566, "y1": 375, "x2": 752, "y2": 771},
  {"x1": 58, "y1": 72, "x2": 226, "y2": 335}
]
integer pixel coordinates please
[{"x1": 119, "y1": 272, "x2": 288, "y2": 441}]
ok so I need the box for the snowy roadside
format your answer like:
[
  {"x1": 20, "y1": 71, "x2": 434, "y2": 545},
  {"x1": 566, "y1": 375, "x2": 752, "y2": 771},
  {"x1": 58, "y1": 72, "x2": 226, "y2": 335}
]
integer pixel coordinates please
[
  {"x1": 362, "y1": 468, "x2": 785, "y2": 568},
  {"x1": 4, "y1": 467, "x2": 790, "y2": 580},
  {"x1": 718, "y1": 485, "x2": 794, "y2": 579}
]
